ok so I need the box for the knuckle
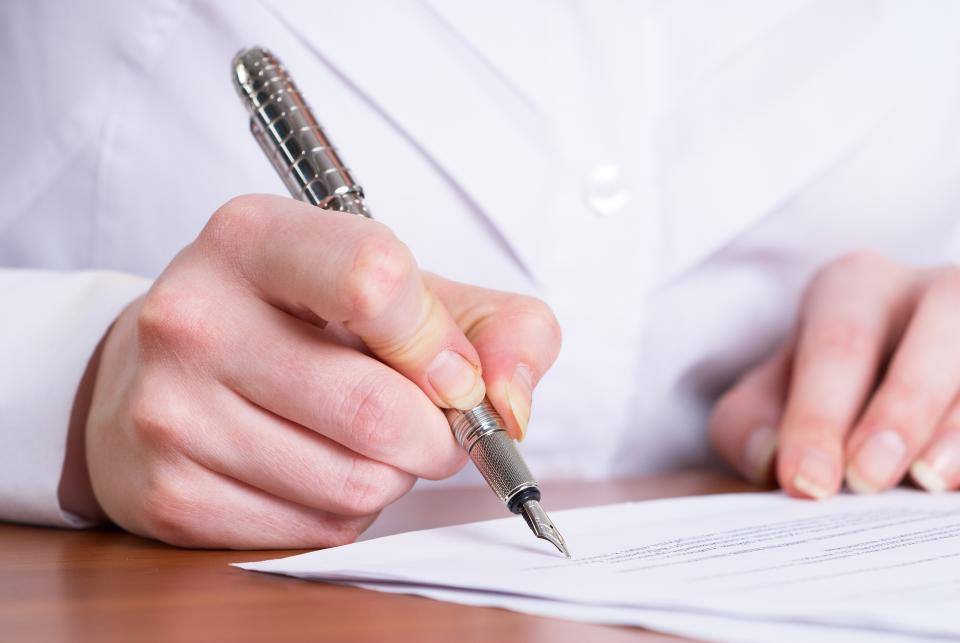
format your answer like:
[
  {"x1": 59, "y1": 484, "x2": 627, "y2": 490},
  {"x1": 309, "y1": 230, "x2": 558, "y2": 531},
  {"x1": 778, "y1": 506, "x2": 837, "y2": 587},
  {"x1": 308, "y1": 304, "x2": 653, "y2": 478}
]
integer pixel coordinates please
[
  {"x1": 514, "y1": 295, "x2": 562, "y2": 337},
  {"x1": 804, "y1": 317, "x2": 875, "y2": 362},
  {"x1": 421, "y1": 446, "x2": 468, "y2": 481},
  {"x1": 782, "y1": 409, "x2": 840, "y2": 443},
  {"x1": 339, "y1": 373, "x2": 399, "y2": 454},
  {"x1": 928, "y1": 266, "x2": 960, "y2": 303},
  {"x1": 337, "y1": 458, "x2": 396, "y2": 516},
  {"x1": 137, "y1": 284, "x2": 216, "y2": 355},
  {"x1": 204, "y1": 194, "x2": 271, "y2": 245},
  {"x1": 129, "y1": 382, "x2": 189, "y2": 452},
  {"x1": 880, "y1": 374, "x2": 937, "y2": 420},
  {"x1": 807, "y1": 249, "x2": 889, "y2": 295},
  {"x1": 138, "y1": 473, "x2": 198, "y2": 545},
  {"x1": 320, "y1": 515, "x2": 373, "y2": 547},
  {"x1": 341, "y1": 229, "x2": 414, "y2": 321},
  {"x1": 826, "y1": 249, "x2": 889, "y2": 278},
  {"x1": 498, "y1": 294, "x2": 563, "y2": 359}
]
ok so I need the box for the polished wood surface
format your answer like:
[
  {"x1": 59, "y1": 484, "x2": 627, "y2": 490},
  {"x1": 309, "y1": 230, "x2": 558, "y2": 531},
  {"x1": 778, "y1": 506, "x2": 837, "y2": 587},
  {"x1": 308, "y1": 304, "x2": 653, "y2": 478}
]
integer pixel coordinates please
[{"x1": 0, "y1": 470, "x2": 758, "y2": 643}]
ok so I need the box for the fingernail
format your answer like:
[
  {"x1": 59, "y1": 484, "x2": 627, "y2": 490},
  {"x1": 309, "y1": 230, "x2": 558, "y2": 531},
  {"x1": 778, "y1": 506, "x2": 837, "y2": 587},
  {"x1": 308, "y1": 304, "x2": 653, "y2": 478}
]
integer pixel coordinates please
[
  {"x1": 910, "y1": 461, "x2": 947, "y2": 493},
  {"x1": 792, "y1": 448, "x2": 836, "y2": 500},
  {"x1": 507, "y1": 364, "x2": 534, "y2": 441},
  {"x1": 742, "y1": 425, "x2": 778, "y2": 485},
  {"x1": 846, "y1": 429, "x2": 906, "y2": 494},
  {"x1": 911, "y1": 432, "x2": 960, "y2": 493},
  {"x1": 427, "y1": 350, "x2": 485, "y2": 410}
]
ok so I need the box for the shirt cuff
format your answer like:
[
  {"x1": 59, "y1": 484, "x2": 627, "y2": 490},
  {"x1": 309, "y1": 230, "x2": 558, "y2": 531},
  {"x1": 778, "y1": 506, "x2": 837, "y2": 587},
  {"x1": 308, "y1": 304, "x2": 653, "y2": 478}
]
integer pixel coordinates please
[{"x1": 0, "y1": 269, "x2": 151, "y2": 528}]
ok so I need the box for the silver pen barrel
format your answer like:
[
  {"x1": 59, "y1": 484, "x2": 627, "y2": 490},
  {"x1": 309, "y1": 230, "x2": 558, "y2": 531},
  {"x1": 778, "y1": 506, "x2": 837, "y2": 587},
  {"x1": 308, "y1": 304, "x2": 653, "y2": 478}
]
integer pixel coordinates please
[
  {"x1": 231, "y1": 46, "x2": 569, "y2": 558},
  {"x1": 232, "y1": 47, "x2": 370, "y2": 216}
]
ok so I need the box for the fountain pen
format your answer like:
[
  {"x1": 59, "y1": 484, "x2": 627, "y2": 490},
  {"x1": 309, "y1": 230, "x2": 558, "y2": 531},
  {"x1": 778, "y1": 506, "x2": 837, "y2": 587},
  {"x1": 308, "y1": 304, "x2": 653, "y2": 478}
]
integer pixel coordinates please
[{"x1": 231, "y1": 47, "x2": 570, "y2": 558}]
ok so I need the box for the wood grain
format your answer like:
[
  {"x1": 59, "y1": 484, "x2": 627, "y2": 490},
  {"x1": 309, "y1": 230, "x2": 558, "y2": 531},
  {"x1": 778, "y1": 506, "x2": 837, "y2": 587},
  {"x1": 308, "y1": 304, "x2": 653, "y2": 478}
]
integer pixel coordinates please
[{"x1": 0, "y1": 469, "x2": 758, "y2": 642}]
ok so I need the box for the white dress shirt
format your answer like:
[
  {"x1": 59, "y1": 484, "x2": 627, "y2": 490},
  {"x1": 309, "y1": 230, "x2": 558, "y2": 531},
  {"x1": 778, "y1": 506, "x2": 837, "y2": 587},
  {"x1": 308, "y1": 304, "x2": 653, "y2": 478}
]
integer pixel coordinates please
[{"x1": 3, "y1": 0, "x2": 960, "y2": 527}]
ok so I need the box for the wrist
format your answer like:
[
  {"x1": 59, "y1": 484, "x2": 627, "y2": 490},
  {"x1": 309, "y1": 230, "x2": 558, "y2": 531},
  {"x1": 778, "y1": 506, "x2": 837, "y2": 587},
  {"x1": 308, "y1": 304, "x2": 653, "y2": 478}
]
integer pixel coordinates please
[{"x1": 58, "y1": 324, "x2": 112, "y2": 522}]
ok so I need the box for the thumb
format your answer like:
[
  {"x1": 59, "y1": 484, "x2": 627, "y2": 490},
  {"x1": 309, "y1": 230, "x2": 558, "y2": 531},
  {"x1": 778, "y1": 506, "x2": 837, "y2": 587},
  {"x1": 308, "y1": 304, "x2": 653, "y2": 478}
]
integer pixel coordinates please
[{"x1": 426, "y1": 274, "x2": 562, "y2": 440}]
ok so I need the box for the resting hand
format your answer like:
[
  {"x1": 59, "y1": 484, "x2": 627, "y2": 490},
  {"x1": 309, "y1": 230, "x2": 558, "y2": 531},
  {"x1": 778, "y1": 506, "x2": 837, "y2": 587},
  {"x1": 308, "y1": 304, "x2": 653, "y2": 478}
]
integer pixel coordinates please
[{"x1": 711, "y1": 251, "x2": 960, "y2": 497}]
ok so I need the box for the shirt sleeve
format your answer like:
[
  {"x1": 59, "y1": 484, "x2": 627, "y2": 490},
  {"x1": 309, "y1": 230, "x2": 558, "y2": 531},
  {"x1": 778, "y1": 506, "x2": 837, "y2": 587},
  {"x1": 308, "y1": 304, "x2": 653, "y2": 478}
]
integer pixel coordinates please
[{"x1": 0, "y1": 269, "x2": 151, "y2": 527}]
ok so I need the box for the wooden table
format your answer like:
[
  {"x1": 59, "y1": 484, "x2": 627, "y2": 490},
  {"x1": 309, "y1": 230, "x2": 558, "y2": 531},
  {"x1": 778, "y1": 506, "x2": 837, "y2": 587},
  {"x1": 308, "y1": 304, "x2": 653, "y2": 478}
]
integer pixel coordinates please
[{"x1": 1, "y1": 470, "x2": 758, "y2": 642}]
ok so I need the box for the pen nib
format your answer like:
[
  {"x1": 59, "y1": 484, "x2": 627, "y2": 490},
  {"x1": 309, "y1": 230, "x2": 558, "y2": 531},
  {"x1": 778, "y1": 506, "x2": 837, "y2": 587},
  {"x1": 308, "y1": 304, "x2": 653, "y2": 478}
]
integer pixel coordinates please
[{"x1": 519, "y1": 500, "x2": 571, "y2": 558}]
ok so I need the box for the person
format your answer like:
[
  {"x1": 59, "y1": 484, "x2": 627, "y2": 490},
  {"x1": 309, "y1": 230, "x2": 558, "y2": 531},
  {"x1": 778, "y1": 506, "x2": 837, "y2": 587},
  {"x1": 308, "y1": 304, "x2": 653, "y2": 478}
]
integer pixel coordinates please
[{"x1": 3, "y1": 1, "x2": 960, "y2": 548}]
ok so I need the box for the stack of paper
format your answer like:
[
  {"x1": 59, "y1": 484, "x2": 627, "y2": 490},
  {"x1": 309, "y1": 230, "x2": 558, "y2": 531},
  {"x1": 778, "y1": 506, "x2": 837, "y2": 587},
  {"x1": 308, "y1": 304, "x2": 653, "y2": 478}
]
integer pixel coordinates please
[{"x1": 237, "y1": 491, "x2": 960, "y2": 642}]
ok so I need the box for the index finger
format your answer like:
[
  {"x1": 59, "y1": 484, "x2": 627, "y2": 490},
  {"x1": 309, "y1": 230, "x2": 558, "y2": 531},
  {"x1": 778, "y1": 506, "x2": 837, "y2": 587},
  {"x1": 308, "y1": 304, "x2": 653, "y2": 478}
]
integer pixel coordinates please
[
  {"x1": 201, "y1": 194, "x2": 486, "y2": 410},
  {"x1": 426, "y1": 274, "x2": 562, "y2": 440},
  {"x1": 777, "y1": 253, "x2": 913, "y2": 498}
]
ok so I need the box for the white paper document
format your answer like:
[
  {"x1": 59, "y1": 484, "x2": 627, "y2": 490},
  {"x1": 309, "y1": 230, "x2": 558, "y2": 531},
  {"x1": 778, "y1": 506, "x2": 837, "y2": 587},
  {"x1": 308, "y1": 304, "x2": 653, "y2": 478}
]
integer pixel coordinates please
[{"x1": 237, "y1": 491, "x2": 960, "y2": 641}]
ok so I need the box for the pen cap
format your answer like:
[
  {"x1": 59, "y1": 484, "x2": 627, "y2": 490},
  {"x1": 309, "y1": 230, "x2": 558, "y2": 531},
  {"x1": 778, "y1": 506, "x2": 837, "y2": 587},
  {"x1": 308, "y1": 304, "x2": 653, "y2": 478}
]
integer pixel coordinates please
[{"x1": 232, "y1": 47, "x2": 370, "y2": 216}]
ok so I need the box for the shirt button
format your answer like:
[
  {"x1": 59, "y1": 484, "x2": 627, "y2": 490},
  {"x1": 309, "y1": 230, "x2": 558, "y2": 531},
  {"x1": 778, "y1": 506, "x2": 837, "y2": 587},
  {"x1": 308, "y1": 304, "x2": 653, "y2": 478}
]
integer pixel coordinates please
[{"x1": 583, "y1": 164, "x2": 630, "y2": 217}]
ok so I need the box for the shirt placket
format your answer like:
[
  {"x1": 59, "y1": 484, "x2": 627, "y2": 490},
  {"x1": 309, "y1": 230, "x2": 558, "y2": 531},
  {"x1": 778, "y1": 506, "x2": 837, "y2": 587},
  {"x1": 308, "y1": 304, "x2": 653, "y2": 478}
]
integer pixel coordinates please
[{"x1": 525, "y1": 4, "x2": 665, "y2": 475}]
